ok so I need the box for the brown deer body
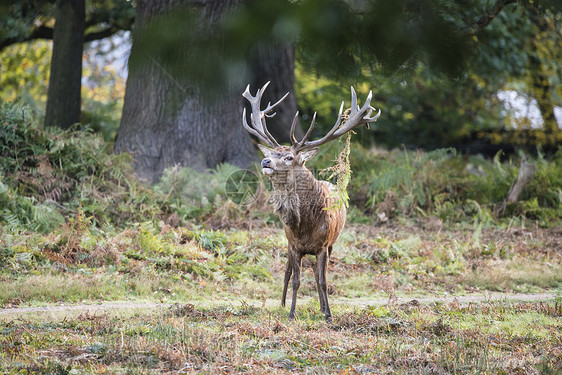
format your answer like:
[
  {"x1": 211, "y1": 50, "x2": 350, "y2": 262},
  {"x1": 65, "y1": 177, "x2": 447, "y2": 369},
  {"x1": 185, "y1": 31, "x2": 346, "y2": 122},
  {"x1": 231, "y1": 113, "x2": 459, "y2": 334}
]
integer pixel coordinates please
[{"x1": 242, "y1": 82, "x2": 380, "y2": 321}]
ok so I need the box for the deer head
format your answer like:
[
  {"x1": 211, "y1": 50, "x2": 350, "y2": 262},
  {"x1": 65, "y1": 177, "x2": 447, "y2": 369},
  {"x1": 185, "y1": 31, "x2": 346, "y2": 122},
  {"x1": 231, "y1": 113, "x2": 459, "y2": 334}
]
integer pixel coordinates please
[{"x1": 242, "y1": 81, "x2": 380, "y2": 176}]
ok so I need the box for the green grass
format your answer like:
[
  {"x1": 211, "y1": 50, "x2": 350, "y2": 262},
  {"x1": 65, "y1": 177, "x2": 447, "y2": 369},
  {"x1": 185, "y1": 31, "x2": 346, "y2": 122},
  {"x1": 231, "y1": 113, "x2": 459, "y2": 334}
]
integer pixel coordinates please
[
  {"x1": 1, "y1": 223, "x2": 560, "y2": 307},
  {"x1": 466, "y1": 259, "x2": 562, "y2": 292},
  {"x1": 1, "y1": 300, "x2": 560, "y2": 374}
]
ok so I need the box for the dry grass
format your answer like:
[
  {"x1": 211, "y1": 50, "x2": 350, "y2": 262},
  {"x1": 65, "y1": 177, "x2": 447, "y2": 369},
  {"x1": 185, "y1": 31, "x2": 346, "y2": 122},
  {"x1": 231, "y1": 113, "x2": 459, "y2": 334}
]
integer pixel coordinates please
[
  {"x1": 1, "y1": 300, "x2": 560, "y2": 374},
  {"x1": 1, "y1": 221, "x2": 560, "y2": 373}
]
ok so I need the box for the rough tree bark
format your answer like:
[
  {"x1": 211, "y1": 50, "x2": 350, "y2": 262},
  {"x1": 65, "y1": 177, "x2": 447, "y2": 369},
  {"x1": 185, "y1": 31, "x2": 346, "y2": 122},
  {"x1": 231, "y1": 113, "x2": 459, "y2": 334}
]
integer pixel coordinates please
[
  {"x1": 115, "y1": 0, "x2": 301, "y2": 182},
  {"x1": 44, "y1": 0, "x2": 85, "y2": 129},
  {"x1": 250, "y1": 42, "x2": 304, "y2": 143}
]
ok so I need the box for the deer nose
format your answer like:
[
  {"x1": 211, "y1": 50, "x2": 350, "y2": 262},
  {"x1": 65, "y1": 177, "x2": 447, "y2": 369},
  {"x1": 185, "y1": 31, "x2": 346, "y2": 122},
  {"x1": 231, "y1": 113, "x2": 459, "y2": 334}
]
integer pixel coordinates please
[{"x1": 261, "y1": 158, "x2": 271, "y2": 168}]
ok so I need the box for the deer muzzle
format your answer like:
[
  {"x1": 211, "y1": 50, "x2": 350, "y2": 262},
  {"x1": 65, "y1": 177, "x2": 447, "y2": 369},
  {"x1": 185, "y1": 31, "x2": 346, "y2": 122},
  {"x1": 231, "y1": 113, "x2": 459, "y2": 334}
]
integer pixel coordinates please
[{"x1": 261, "y1": 158, "x2": 274, "y2": 175}]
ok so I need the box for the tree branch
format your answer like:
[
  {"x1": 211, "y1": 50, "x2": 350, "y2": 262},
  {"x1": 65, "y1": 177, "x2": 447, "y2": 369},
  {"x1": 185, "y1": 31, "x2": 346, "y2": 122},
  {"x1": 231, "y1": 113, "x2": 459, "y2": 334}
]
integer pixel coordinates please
[
  {"x1": 462, "y1": 0, "x2": 518, "y2": 36},
  {"x1": 497, "y1": 155, "x2": 537, "y2": 215},
  {"x1": 0, "y1": 23, "x2": 128, "y2": 52},
  {"x1": 84, "y1": 26, "x2": 119, "y2": 42},
  {"x1": 0, "y1": 25, "x2": 53, "y2": 51}
]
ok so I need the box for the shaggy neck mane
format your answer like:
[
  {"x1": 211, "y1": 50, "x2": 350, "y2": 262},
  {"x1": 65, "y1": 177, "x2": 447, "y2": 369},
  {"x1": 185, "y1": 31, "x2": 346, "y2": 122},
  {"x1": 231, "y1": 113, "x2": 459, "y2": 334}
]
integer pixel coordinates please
[{"x1": 269, "y1": 168, "x2": 325, "y2": 229}]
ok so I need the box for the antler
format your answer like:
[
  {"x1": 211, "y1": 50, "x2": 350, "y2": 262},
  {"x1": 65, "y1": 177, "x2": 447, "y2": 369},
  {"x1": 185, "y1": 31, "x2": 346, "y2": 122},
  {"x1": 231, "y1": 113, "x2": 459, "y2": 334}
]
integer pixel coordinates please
[
  {"x1": 242, "y1": 81, "x2": 289, "y2": 148},
  {"x1": 292, "y1": 87, "x2": 381, "y2": 151}
]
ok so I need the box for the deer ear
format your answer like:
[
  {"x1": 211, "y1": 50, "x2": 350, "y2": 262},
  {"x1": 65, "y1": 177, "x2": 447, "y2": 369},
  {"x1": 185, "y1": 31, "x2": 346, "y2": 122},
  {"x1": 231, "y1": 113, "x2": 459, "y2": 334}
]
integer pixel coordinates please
[
  {"x1": 298, "y1": 148, "x2": 319, "y2": 163},
  {"x1": 258, "y1": 144, "x2": 275, "y2": 158}
]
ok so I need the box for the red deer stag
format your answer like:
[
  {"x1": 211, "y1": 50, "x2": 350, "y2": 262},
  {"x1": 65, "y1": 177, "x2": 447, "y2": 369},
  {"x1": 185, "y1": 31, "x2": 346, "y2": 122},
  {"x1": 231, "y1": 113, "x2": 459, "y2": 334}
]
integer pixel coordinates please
[{"x1": 242, "y1": 82, "x2": 380, "y2": 322}]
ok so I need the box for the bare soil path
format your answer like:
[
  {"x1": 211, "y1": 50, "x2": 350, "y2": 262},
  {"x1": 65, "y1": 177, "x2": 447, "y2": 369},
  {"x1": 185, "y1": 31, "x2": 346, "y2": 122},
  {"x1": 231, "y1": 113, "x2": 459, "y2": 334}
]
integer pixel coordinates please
[{"x1": 0, "y1": 292, "x2": 557, "y2": 317}]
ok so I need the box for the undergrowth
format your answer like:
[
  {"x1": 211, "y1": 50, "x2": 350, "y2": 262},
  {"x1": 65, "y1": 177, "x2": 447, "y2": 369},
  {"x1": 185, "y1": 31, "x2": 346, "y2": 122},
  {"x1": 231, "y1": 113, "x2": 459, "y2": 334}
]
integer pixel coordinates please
[
  {"x1": 0, "y1": 102, "x2": 560, "y2": 374},
  {"x1": 1, "y1": 102, "x2": 561, "y2": 375},
  {"x1": 0, "y1": 102, "x2": 166, "y2": 231},
  {"x1": 154, "y1": 163, "x2": 245, "y2": 221},
  {"x1": 0, "y1": 299, "x2": 560, "y2": 374},
  {"x1": 338, "y1": 145, "x2": 562, "y2": 227},
  {"x1": 2, "y1": 101, "x2": 561, "y2": 235}
]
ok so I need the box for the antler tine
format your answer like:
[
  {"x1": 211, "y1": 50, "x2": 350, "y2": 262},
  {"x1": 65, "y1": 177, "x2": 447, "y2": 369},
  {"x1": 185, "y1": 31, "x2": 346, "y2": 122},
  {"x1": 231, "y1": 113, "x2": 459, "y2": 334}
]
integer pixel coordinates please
[
  {"x1": 289, "y1": 111, "x2": 299, "y2": 146},
  {"x1": 242, "y1": 107, "x2": 268, "y2": 141},
  {"x1": 297, "y1": 88, "x2": 380, "y2": 151},
  {"x1": 351, "y1": 86, "x2": 358, "y2": 111},
  {"x1": 295, "y1": 111, "x2": 318, "y2": 149},
  {"x1": 264, "y1": 91, "x2": 289, "y2": 116},
  {"x1": 329, "y1": 89, "x2": 379, "y2": 139},
  {"x1": 295, "y1": 112, "x2": 316, "y2": 151},
  {"x1": 252, "y1": 112, "x2": 280, "y2": 148},
  {"x1": 242, "y1": 81, "x2": 285, "y2": 148},
  {"x1": 293, "y1": 101, "x2": 343, "y2": 151}
]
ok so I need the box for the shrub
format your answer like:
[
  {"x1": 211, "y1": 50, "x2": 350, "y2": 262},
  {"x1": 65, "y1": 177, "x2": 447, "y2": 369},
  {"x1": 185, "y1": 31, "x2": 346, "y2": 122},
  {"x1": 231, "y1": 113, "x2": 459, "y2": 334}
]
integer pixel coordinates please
[
  {"x1": 348, "y1": 146, "x2": 562, "y2": 225},
  {"x1": 0, "y1": 102, "x2": 165, "y2": 231},
  {"x1": 154, "y1": 163, "x2": 242, "y2": 221}
]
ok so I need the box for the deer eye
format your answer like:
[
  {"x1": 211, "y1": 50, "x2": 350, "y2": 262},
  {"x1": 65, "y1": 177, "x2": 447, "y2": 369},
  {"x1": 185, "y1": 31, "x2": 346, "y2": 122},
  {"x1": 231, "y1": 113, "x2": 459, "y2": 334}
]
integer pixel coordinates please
[{"x1": 284, "y1": 156, "x2": 294, "y2": 162}]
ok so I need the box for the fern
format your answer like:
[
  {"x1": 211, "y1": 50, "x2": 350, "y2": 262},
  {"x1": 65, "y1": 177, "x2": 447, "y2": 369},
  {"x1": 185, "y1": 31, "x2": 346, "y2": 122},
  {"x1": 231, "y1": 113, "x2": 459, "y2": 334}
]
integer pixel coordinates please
[
  {"x1": 31, "y1": 203, "x2": 64, "y2": 233},
  {"x1": 0, "y1": 102, "x2": 167, "y2": 230},
  {"x1": 321, "y1": 130, "x2": 353, "y2": 210},
  {"x1": 493, "y1": 149, "x2": 509, "y2": 177},
  {"x1": 2, "y1": 213, "x2": 21, "y2": 230}
]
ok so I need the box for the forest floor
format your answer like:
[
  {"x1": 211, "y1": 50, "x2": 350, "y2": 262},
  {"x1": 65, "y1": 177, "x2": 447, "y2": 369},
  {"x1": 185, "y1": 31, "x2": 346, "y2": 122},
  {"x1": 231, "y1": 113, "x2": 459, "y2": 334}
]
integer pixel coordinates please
[
  {"x1": 0, "y1": 292, "x2": 560, "y2": 374},
  {"x1": 1, "y1": 222, "x2": 561, "y2": 374}
]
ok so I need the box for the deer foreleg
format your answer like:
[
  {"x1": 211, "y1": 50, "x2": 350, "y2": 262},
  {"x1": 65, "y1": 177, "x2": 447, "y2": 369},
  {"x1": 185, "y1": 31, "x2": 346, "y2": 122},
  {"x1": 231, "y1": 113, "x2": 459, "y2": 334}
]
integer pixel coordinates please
[
  {"x1": 316, "y1": 249, "x2": 332, "y2": 322},
  {"x1": 289, "y1": 253, "x2": 303, "y2": 320},
  {"x1": 281, "y1": 255, "x2": 292, "y2": 307}
]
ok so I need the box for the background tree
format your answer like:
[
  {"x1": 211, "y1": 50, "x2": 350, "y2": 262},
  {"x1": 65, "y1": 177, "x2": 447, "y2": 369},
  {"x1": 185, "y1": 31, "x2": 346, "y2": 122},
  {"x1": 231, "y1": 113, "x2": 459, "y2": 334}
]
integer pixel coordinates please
[
  {"x1": 296, "y1": 0, "x2": 561, "y2": 154},
  {"x1": 115, "y1": 0, "x2": 304, "y2": 182},
  {"x1": 524, "y1": 3, "x2": 562, "y2": 144},
  {"x1": 116, "y1": 0, "x2": 478, "y2": 181},
  {"x1": 44, "y1": 0, "x2": 85, "y2": 129},
  {"x1": 0, "y1": 41, "x2": 52, "y2": 115},
  {"x1": 2, "y1": 0, "x2": 559, "y2": 181},
  {"x1": 0, "y1": 0, "x2": 134, "y2": 128},
  {"x1": 0, "y1": 0, "x2": 134, "y2": 51},
  {"x1": 0, "y1": 37, "x2": 127, "y2": 140}
]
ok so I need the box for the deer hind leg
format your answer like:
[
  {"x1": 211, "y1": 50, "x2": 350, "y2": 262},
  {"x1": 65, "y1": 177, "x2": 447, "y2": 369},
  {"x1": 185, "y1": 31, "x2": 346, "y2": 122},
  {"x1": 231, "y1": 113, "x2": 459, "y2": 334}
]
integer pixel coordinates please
[
  {"x1": 281, "y1": 255, "x2": 292, "y2": 307},
  {"x1": 313, "y1": 260, "x2": 326, "y2": 314},
  {"x1": 316, "y1": 248, "x2": 332, "y2": 322},
  {"x1": 288, "y1": 253, "x2": 303, "y2": 320}
]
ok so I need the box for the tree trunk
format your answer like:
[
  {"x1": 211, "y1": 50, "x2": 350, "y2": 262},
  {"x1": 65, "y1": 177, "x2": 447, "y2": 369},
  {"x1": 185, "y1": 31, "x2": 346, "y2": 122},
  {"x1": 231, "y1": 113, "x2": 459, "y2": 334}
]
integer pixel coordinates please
[
  {"x1": 115, "y1": 0, "x2": 254, "y2": 183},
  {"x1": 250, "y1": 42, "x2": 304, "y2": 143},
  {"x1": 44, "y1": 0, "x2": 85, "y2": 129},
  {"x1": 527, "y1": 5, "x2": 560, "y2": 143},
  {"x1": 529, "y1": 42, "x2": 558, "y2": 140},
  {"x1": 115, "y1": 0, "x2": 300, "y2": 183}
]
